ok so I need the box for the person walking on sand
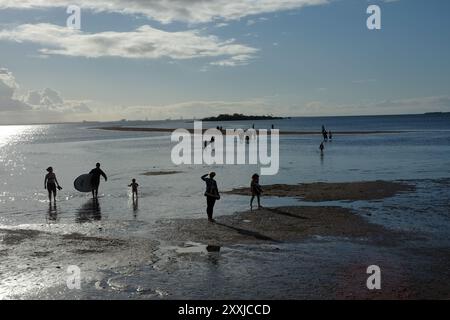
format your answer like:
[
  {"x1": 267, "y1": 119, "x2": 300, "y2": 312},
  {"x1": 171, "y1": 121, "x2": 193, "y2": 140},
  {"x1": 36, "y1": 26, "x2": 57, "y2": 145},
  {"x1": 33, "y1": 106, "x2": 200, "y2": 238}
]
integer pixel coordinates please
[
  {"x1": 250, "y1": 173, "x2": 263, "y2": 210},
  {"x1": 128, "y1": 178, "x2": 139, "y2": 198},
  {"x1": 201, "y1": 172, "x2": 220, "y2": 222},
  {"x1": 44, "y1": 167, "x2": 62, "y2": 203},
  {"x1": 89, "y1": 162, "x2": 107, "y2": 200}
]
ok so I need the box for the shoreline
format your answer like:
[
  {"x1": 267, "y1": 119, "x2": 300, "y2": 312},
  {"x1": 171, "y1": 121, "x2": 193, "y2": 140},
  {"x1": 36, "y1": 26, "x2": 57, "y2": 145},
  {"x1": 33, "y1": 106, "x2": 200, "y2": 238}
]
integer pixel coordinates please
[{"x1": 94, "y1": 126, "x2": 411, "y2": 135}]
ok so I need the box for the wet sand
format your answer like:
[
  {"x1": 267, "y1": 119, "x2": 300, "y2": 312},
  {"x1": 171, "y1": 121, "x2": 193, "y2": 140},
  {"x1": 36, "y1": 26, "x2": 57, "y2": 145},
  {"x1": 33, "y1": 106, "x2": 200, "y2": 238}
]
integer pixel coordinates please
[
  {"x1": 2, "y1": 204, "x2": 449, "y2": 299},
  {"x1": 152, "y1": 206, "x2": 449, "y2": 300},
  {"x1": 141, "y1": 171, "x2": 182, "y2": 176},
  {"x1": 96, "y1": 126, "x2": 407, "y2": 135},
  {"x1": 2, "y1": 180, "x2": 449, "y2": 300},
  {"x1": 155, "y1": 206, "x2": 404, "y2": 246},
  {"x1": 225, "y1": 180, "x2": 415, "y2": 202},
  {"x1": 0, "y1": 227, "x2": 159, "y2": 299}
]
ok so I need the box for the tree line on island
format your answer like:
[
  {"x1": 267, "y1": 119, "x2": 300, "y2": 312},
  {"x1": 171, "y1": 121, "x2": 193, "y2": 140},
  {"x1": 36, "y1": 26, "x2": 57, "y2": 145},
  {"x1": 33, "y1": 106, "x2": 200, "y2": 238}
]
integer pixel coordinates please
[{"x1": 202, "y1": 113, "x2": 286, "y2": 121}]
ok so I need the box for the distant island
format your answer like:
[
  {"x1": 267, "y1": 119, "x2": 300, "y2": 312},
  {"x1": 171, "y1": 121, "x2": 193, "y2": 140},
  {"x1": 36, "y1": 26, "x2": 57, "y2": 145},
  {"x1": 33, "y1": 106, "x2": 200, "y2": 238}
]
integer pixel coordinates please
[
  {"x1": 424, "y1": 112, "x2": 450, "y2": 115},
  {"x1": 202, "y1": 113, "x2": 286, "y2": 121}
]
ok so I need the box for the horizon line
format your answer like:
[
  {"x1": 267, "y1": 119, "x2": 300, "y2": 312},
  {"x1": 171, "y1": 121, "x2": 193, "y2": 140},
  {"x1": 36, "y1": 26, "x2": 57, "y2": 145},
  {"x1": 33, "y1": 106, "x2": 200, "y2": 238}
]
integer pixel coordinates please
[{"x1": 0, "y1": 111, "x2": 448, "y2": 126}]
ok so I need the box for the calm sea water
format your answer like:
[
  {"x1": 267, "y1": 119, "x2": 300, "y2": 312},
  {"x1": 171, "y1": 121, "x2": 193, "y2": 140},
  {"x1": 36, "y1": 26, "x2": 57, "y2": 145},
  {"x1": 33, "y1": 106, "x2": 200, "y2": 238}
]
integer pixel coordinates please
[{"x1": 0, "y1": 114, "x2": 449, "y2": 237}]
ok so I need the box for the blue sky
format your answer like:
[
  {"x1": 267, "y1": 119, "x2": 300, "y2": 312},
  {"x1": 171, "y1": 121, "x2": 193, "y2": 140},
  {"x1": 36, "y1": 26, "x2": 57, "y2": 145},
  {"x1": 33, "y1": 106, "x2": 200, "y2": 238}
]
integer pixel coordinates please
[{"x1": 0, "y1": 0, "x2": 449, "y2": 123}]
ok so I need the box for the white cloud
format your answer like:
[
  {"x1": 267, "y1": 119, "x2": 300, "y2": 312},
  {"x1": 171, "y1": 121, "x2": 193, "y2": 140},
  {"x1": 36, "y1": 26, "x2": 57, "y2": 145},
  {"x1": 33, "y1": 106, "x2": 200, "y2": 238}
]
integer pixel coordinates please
[
  {"x1": 0, "y1": 67, "x2": 92, "y2": 121},
  {"x1": 210, "y1": 54, "x2": 255, "y2": 67},
  {"x1": 25, "y1": 88, "x2": 90, "y2": 114},
  {"x1": 0, "y1": 23, "x2": 258, "y2": 65},
  {"x1": 0, "y1": 0, "x2": 329, "y2": 24},
  {"x1": 0, "y1": 68, "x2": 31, "y2": 111},
  {"x1": 215, "y1": 23, "x2": 229, "y2": 28}
]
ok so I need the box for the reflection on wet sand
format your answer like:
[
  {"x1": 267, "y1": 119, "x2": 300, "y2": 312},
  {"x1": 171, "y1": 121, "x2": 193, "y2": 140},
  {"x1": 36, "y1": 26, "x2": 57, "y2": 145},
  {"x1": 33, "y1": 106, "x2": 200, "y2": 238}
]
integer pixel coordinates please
[
  {"x1": 133, "y1": 196, "x2": 138, "y2": 216},
  {"x1": 76, "y1": 199, "x2": 102, "y2": 223},
  {"x1": 46, "y1": 203, "x2": 59, "y2": 223},
  {"x1": 128, "y1": 195, "x2": 139, "y2": 218},
  {"x1": 206, "y1": 245, "x2": 221, "y2": 266}
]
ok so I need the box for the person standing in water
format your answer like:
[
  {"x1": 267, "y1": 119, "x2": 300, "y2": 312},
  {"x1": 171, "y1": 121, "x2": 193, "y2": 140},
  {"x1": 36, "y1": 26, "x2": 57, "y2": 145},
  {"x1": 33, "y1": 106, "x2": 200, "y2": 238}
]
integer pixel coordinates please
[
  {"x1": 44, "y1": 167, "x2": 62, "y2": 203},
  {"x1": 89, "y1": 162, "x2": 107, "y2": 200},
  {"x1": 322, "y1": 125, "x2": 328, "y2": 141},
  {"x1": 201, "y1": 172, "x2": 220, "y2": 222},
  {"x1": 250, "y1": 173, "x2": 263, "y2": 210},
  {"x1": 128, "y1": 178, "x2": 139, "y2": 198}
]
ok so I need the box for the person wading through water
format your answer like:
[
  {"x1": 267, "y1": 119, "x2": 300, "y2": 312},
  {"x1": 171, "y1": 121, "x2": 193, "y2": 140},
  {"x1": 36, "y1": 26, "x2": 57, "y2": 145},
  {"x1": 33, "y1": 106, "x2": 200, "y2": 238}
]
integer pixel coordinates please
[
  {"x1": 89, "y1": 162, "x2": 107, "y2": 200},
  {"x1": 201, "y1": 172, "x2": 220, "y2": 222},
  {"x1": 44, "y1": 166, "x2": 62, "y2": 203}
]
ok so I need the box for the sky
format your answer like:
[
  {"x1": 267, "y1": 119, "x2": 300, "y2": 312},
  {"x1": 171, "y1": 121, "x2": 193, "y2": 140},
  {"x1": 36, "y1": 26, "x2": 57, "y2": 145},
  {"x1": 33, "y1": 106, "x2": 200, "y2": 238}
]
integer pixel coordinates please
[{"x1": 0, "y1": 0, "x2": 449, "y2": 124}]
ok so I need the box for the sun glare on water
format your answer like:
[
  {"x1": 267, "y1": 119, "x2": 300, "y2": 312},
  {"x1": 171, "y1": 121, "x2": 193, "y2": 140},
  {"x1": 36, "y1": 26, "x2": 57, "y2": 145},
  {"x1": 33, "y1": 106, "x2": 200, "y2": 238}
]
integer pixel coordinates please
[{"x1": 0, "y1": 125, "x2": 45, "y2": 147}]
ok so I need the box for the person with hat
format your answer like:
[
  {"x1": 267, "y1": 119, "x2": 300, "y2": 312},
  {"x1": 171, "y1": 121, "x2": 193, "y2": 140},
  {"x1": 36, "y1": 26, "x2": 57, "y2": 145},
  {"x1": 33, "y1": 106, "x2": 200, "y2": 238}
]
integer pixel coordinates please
[
  {"x1": 201, "y1": 172, "x2": 220, "y2": 222},
  {"x1": 44, "y1": 166, "x2": 62, "y2": 203}
]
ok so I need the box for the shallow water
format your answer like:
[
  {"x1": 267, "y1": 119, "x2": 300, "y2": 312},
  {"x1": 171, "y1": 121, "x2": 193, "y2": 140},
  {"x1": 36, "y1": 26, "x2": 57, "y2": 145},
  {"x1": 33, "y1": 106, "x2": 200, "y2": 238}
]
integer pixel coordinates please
[
  {"x1": 1, "y1": 116, "x2": 449, "y2": 228},
  {"x1": 1, "y1": 115, "x2": 450, "y2": 299}
]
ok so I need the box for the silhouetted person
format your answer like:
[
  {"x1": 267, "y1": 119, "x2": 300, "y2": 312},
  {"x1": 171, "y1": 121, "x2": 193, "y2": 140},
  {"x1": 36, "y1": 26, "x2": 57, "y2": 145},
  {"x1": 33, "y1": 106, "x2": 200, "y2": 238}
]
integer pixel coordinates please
[
  {"x1": 320, "y1": 141, "x2": 325, "y2": 153},
  {"x1": 128, "y1": 178, "x2": 139, "y2": 198},
  {"x1": 201, "y1": 172, "x2": 220, "y2": 222},
  {"x1": 271, "y1": 124, "x2": 274, "y2": 129},
  {"x1": 250, "y1": 173, "x2": 263, "y2": 210},
  {"x1": 89, "y1": 162, "x2": 107, "y2": 200},
  {"x1": 44, "y1": 166, "x2": 62, "y2": 203},
  {"x1": 322, "y1": 125, "x2": 328, "y2": 141},
  {"x1": 329, "y1": 131, "x2": 333, "y2": 140},
  {"x1": 245, "y1": 135, "x2": 250, "y2": 144}
]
